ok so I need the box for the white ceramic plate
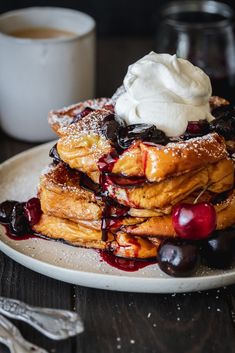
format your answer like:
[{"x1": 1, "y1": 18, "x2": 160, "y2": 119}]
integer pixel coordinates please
[{"x1": 0, "y1": 142, "x2": 235, "y2": 293}]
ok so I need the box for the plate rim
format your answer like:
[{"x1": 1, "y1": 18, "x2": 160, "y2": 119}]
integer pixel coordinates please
[{"x1": 1, "y1": 141, "x2": 235, "y2": 293}]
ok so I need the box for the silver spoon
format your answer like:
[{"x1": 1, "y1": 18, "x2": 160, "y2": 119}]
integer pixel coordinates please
[
  {"x1": 0, "y1": 314, "x2": 48, "y2": 353},
  {"x1": 0, "y1": 297, "x2": 84, "y2": 340}
]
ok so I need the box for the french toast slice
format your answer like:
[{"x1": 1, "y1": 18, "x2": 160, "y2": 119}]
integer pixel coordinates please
[
  {"x1": 33, "y1": 214, "x2": 159, "y2": 258},
  {"x1": 50, "y1": 94, "x2": 231, "y2": 184},
  {"x1": 56, "y1": 109, "x2": 114, "y2": 183},
  {"x1": 33, "y1": 189, "x2": 235, "y2": 255},
  {"x1": 33, "y1": 214, "x2": 111, "y2": 249},
  {"x1": 105, "y1": 158, "x2": 234, "y2": 209},
  {"x1": 39, "y1": 163, "x2": 103, "y2": 221},
  {"x1": 111, "y1": 133, "x2": 229, "y2": 182},
  {"x1": 37, "y1": 162, "x2": 235, "y2": 238},
  {"x1": 49, "y1": 97, "x2": 113, "y2": 136},
  {"x1": 123, "y1": 190, "x2": 235, "y2": 237}
]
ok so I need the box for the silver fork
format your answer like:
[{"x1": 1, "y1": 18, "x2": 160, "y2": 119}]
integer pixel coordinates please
[
  {"x1": 0, "y1": 297, "x2": 84, "y2": 340},
  {"x1": 0, "y1": 314, "x2": 48, "y2": 353}
]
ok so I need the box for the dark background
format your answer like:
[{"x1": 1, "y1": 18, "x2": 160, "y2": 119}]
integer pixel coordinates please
[{"x1": 1, "y1": 0, "x2": 235, "y2": 37}]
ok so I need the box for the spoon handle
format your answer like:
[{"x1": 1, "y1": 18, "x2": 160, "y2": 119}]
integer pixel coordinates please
[
  {"x1": 0, "y1": 297, "x2": 84, "y2": 340},
  {"x1": 0, "y1": 314, "x2": 48, "y2": 353}
]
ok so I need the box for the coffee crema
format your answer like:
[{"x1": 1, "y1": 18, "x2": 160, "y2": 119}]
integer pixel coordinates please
[{"x1": 8, "y1": 27, "x2": 77, "y2": 39}]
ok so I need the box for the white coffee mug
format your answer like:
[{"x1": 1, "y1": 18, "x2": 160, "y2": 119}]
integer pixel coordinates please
[{"x1": 0, "y1": 7, "x2": 95, "y2": 141}]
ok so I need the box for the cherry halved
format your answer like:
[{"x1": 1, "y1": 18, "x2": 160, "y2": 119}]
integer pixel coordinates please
[
  {"x1": 24, "y1": 198, "x2": 42, "y2": 226},
  {"x1": 186, "y1": 120, "x2": 210, "y2": 135}
]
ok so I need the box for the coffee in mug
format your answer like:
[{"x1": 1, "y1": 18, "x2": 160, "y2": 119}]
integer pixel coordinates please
[
  {"x1": 0, "y1": 7, "x2": 95, "y2": 142},
  {"x1": 9, "y1": 27, "x2": 77, "y2": 39}
]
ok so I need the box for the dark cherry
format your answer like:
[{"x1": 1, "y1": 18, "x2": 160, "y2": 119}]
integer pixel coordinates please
[
  {"x1": 209, "y1": 106, "x2": 235, "y2": 139},
  {"x1": 73, "y1": 107, "x2": 94, "y2": 123},
  {"x1": 117, "y1": 124, "x2": 168, "y2": 149},
  {"x1": 210, "y1": 117, "x2": 235, "y2": 139},
  {"x1": 0, "y1": 200, "x2": 18, "y2": 223},
  {"x1": 49, "y1": 144, "x2": 61, "y2": 164},
  {"x1": 10, "y1": 203, "x2": 30, "y2": 236},
  {"x1": 158, "y1": 239, "x2": 199, "y2": 277},
  {"x1": 148, "y1": 128, "x2": 169, "y2": 145},
  {"x1": 24, "y1": 198, "x2": 42, "y2": 226},
  {"x1": 101, "y1": 114, "x2": 124, "y2": 145},
  {"x1": 201, "y1": 229, "x2": 235, "y2": 269},
  {"x1": 185, "y1": 120, "x2": 210, "y2": 138}
]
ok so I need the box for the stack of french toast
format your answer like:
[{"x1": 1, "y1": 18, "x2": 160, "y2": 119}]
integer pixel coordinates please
[{"x1": 33, "y1": 94, "x2": 235, "y2": 261}]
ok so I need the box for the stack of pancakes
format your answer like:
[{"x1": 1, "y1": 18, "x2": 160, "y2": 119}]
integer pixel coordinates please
[{"x1": 33, "y1": 96, "x2": 235, "y2": 259}]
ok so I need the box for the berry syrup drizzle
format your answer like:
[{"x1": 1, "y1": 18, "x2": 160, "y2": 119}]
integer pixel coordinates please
[
  {"x1": 98, "y1": 150, "x2": 124, "y2": 241},
  {"x1": 99, "y1": 250, "x2": 157, "y2": 272}
]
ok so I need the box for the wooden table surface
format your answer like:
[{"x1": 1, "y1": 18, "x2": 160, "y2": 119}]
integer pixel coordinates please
[{"x1": 0, "y1": 37, "x2": 235, "y2": 353}]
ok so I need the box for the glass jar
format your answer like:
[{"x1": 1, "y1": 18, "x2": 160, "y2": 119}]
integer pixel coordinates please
[{"x1": 155, "y1": 0, "x2": 235, "y2": 103}]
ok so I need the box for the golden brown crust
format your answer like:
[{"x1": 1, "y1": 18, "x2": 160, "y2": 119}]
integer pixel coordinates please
[
  {"x1": 40, "y1": 163, "x2": 97, "y2": 202},
  {"x1": 33, "y1": 214, "x2": 112, "y2": 249},
  {"x1": 113, "y1": 133, "x2": 228, "y2": 182},
  {"x1": 39, "y1": 163, "x2": 103, "y2": 221},
  {"x1": 107, "y1": 158, "x2": 234, "y2": 209},
  {"x1": 207, "y1": 158, "x2": 234, "y2": 193},
  {"x1": 57, "y1": 133, "x2": 111, "y2": 180},
  {"x1": 109, "y1": 232, "x2": 159, "y2": 259},
  {"x1": 39, "y1": 186, "x2": 102, "y2": 222}
]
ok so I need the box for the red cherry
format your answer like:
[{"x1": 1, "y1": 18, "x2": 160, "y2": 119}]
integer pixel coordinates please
[
  {"x1": 172, "y1": 203, "x2": 216, "y2": 240},
  {"x1": 24, "y1": 198, "x2": 42, "y2": 226}
]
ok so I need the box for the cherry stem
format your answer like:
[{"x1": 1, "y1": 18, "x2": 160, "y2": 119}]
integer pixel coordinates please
[{"x1": 193, "y1": 186, "x2": 208, "y2": 204}]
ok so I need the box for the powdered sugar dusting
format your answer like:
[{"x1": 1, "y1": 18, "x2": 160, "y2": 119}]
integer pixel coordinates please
[
  {"x1": 60, "y1": 109, "x2": 112, "y2": 137},
  {"x1": 48, "y1": 97, "x2": 114, "y2": 132},
  {"x1": 157, "y1": 133, "x2": 227, "y2": 161}
]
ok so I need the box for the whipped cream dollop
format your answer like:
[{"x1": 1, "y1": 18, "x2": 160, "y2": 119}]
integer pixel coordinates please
[{"x1": 115, "y1": 52, "x2": 214, "y2": 137}]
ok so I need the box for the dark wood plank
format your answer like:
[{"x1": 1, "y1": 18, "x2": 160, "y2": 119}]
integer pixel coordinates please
[
  {"x1": 74, "y1": 285, "x2": 235, "y2": 353},
  {"x1": 0, "y1": 251, "x2": 76, "y2": 352}
]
